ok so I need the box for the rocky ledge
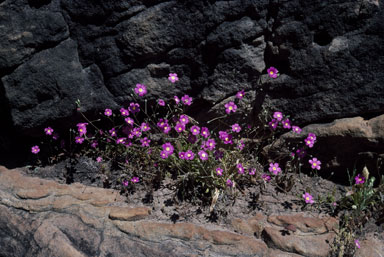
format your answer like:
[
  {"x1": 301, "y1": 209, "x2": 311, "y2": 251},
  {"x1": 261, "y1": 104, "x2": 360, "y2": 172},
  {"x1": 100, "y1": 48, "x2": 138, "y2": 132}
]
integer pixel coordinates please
[{"x1": 0, "y1": 166, "x2": 382, "y2": 257}]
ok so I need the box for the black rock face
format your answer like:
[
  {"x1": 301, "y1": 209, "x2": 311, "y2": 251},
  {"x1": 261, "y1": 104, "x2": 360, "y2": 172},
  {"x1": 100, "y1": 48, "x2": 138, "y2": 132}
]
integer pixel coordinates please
[{"x1": 0, "y1": 0, "x2": 383, "y2": 158}]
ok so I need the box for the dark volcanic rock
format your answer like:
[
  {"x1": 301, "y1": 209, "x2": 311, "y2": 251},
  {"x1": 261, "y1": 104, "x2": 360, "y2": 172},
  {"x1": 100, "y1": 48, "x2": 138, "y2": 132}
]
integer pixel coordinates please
[{"x1": 0, "y1": 0, "x2": 383, "y2": 160}]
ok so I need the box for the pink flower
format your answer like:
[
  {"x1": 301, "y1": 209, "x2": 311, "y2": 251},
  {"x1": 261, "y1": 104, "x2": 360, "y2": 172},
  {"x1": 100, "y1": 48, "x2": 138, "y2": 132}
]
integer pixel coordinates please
[
  {"x1": 292, "y1": 126, "x2": 302, "y2": 134},
  {"x1": 216, "y1": 167, "x2": 223, "y2": 176},
  {"x1": 309, "y1": 158, "x2": 321, "y2": 170},
  {"x1": 31, "y1": 145, "x2": 40, "y2": 154},
  {"x1": 168, "y1": 73, "x2": 179, "y2": 83},
  {"x1": 354, "y1": 239, "x2": 361, "y2": 249},
  {"x1": 77, "y1": 123, "x2": 88, "y2": 136},
  {"x1": 104, "y1": 108, "x2": 112, "y2": 116},
  {"x1": 190, "y1": 125, "x2": 200, "y2": 135},
  {"x1": 308, "y1": 133, "x2": 317, "y2": 141},
  {"x1": 140, "y1": 137, "x2": 151, "y2": 147},
  {"x1": 91, "y1": 141, "x2": 98, "y2": 148},
  {"x1": 355, "y1": 174, "x2": 365, "y2": 184},
  {"x1": 226, "y1": 179, "x2": 234, "y2": 187},
  {"x1": 273, "y1": 112, "x2": 283, "y2": 121},
  {"x1": 158, "y1": 99, "x2": 165, "y2": 106},
  {"x1": 125, "y1": 117, "x2": 134, "y2": 125},
  {"x1": 231, "y1": 123, "x2": 241, "y2": 133},
  {"x1": 181, "y1": 95, "x2": 192, "y2": 105},
  {"x1": 120, "y1": 108, "x2": 129, "y2": 116},
  {"x1": 305, "y1": 138, "x2": 315, "y2": 148},
  {"x1": 262, "y1": 173, "x2": 271, "y2": 181},
  {"x1": 198, "y1": 150, "x2": 208, "y2": 161},
  {"x1": 237, "y1": 163, "x2": 244, "y2": 174},
  {"x1": 132, "y1": 128, "x2": 142, "y2": 137},
  {"x1": 131, "y1": 177, "x2": 140, "y2": 183},
  {"x1": 267, "y1": 66, "x2": 279, "y2": 78},
  {"x1": 269, "y1": 162, "x2": 281, "y2": 175},
  {"x1": 269, "y1": 119, "x2": 278, "y2": 130},
  {"x1": 282, "y1": 119, "x2": 291, "y2": 129},
  {"x1": 157, "y1": 119, "x2": 168, "y2": 128},
  {"x1": 238, "y1": 140, "x2": 245, "y2": 150},
  {"x1": 174, "y1": 122, "x2": 185, "y2": 133},
  {"x1": 134, "y1": 83, "x2": 147, "y2": 96},
  {"x1": 140, "y1": 122, "x2": 150, "y2": 132},
  {"x1": 236, "y1": 90, "x2": 245, "y2": 99},
  {"x1": 174, "y1": 96, "x2": 180, "y2": 104},
  {"x1": 162, "y1": 124, "x2": 171, "y2": 134},
  {"x1": 96, "y1": 157, "x2": 102, "y2": 163},
  {"x1": 75, "y1": 137, "x2": 84, "y2": 144},
  {"x1": 128, "y1": 103, "x2": 140, "y2": 114},
  {"x1": 205, "y1": 139, "x2": 216, "y2": 151},
  {"x1": 218, "y1": 131, "x2": 233, "y2": 145},
  {"x1": 116, "y1": 137, "x2": 126, "y2": 144},
  {"x1": 44, "y1": 127, "x2": 54, "y2": 135},
  {"x1": 249, "y1": 168, "x2": 256, "y2": 175},
  {"x1": 179, "y1": 115, "x2": 189, "y2": 125},
  {"x1": 184, "y1": 150, "x2": 195, "y2": 160},
  {"x1": 160, "y1": 150, "x2": 169, "y2": 159},
  {"x1": 162, "y1": 142, "x2": 174, "y2": 155},
  {"x1": 225, "y1": 101, "x2": 237, "y2": 114},
  {"x1": 200, "y1": 127, "x2": 210, "y2": 138},
  {"x1": 303, "y1": 192, "x2": 314, "y2": 204},
  {"x1": 122, "y1": 180, "x2": 129, "y2": 187},
  {"x1": 109, "y1": 128, "x2": 117, "y2": 137},
  {"x1": 178, "y1": 152, "x2": 185, "y2": 159}
]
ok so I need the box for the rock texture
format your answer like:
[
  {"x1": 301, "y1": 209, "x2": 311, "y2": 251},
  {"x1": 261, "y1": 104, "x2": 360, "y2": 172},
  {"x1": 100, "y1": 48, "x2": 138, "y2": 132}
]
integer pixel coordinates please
[
  {"x1": 265, "y1": 114, "x2": 384, "y2": 181},
  {"x1": 0, "y1": 166, "x2": 347, "y2": 257},
  {"x1": 0, "y1": 0, "x2": 383, "y2": 155}
]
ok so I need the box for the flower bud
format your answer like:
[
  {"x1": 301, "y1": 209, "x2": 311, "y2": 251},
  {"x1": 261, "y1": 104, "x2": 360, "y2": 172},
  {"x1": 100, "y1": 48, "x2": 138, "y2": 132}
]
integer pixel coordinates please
[{"x1": 362, "y1": 166, "x2": 369, "y2": 180}]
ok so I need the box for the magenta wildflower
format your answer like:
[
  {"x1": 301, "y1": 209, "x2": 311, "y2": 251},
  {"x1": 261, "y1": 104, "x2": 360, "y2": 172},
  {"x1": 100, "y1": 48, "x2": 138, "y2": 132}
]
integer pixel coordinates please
[
  {"x1": 134, "y1": 83, "x2": 147, "y2": 96},
  {"x1": 216, "y1": 167, "x2": 223, "y2": 176},
  {"x1": 305, "y1": 138, "x2": 315, "y2": 148},
  {"x1": 174, "y1": 122, "x2": 185, "y2": 133},
  {"x1": 157, "y1": 119, "x2": 168, "y2": 128},
  {"x1": 190, "y1": 125, "x2": 200, "y2": 135},
  {"x1": 292, "y1": 126, "x2": 302, "y2": 134},
  {"x1": 168, "y1": 73, "x2": 179, "y2": 83},
  {"x1": 308, "y1": 133, "x2": 317, "y2": 142},
  {"x1": 120, "y1": 108, "x2": 129, "y2": 116},
  {"x1": 131, "y1": 177, "x2": 140, "y2": 183},
  {"x1": 132, "y1": 128, "x2": 142, "y2": 137},
  {"x1": 249, "y1": 168, "x2": 256, "y2": 175},
  {"x1": 355, "y1": 174, "x2": 365, "y2": 184},
  {"x1": 267, "y1": 66, "x2": 279, "y2": 78},
  {"x1": 179, "y1": 114, "x2": 189, "y2": 125},
  {"x1": 225, "y1": 101, "x2": 237, "y2": 114},
  {"x1": 198, "y1": 150, "x2": 208, "y2": 161},
  {"x1": 181, "y1": 95, "x2": 192, "y2": 105},
  {"x1": 116, "y1": 137, "x2": 126, "y2": 144},
  {"x1": 44, "y1": 127, "x2": 54, "y2": 135},
  {"x1": 262, "y1": 173, "x2": 271, "y2": 182},
  {"x1": 184, "y1": 150, "x2": 195, "y2": 160},
  {"x1": 231, "y1": 123, "x2": 241, "y2": 133},
  {"x1": 140, "y1": 137, "x2": 150, "y2": 147},
  {"x1": 303, "y1": 192, "x2": 314, "y2": 204},
  {"x1": 125, "y1": 117, "x2": 134, "y2": 126},
  {"x1": 282, "y1": 119, "x2": 291, "y2": 129},
  {"x1": 174, "y1": 96, "x2": 180, "y2": 104},
  {"x1": 238, "y1": 140, "x2": 245, "y2": 150},
  {"x1": 128, "y1": 103, "x2": 140, "y2": 114},
  {"x1": 96, "y1": 157, "x2": 102, "y2": 163},
  {"x1": 162, "y1": 142, "x2": 174, "y2": 155},
  {"x1": 104, "y1": 108, "x2": 112, "y2": 116},
  {"x1": 162, "y1": 124, "x2": 171, "y2": 134},
  {"x1": 205, "y1": 139, "x2": 216, "y2": 151},
  {"x1": 269, "y1": 162, "x2": 281, "y2": 175},
  {"x1": 354, "y1": 239, "x2": 361, "y2": 249},
  {"x1": 75, "y1": 137, "x2": 84, "y2": 144},
  {"x1": 226, "y1": 179, "x2": 234, "y2": 188},
  {"x1": 91, "y1": 141, "x2": 98, "y2": 148},
  {"x1": 158, "y1": 99, "x2": 165, "y2": 106},
  {"x1": 268, "y1": 119, "x2": 278, "y2": 130},
  {"x1": 77, "y1": 123, "x2": 88, "y2": 136},
  {"x1": 178, "y1": 152, "x2": 185, "y2": 159},
  {"x1": 236, "y1": 90, "x2": 245, "y2": 99},
  {"x1": 109, "y1": 128, "x2": 117, "y2": 137},
  {"x1": 140, "y1": 122, "x2": 150, "y2": 132},
  {"x1": 31, "y1": 145, "x2": 40, "y2": 154},
  {"x1": 237, "y1": 163, "x2": 244, "y2": 174},
  {"x1": 122, "y1": 180, "x2": 129, "y2": 187},
  {"x1": 200, "y1": 127, "x2": 210, "y2": 138},
  {"x1": 273, "y1": 112, "x2": 283, "y2": 121},
  {"x1": 309, "y1": 158, "x2": 321, "y2": 170},
  {"x1": 160, "y1": 150, "x2": 169, "y2": 159}
]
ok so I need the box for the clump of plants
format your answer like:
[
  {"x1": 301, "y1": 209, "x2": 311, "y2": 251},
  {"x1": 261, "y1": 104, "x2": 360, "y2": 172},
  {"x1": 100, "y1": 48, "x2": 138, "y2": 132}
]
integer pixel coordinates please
[{"x1": 29, "y1": 66, "x2": 383, "y2": 254}]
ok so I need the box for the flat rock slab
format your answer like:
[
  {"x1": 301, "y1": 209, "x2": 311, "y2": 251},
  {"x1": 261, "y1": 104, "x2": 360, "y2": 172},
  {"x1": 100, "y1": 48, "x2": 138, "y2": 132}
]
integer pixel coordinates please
[{"x1": 1, "y1": 165, "x2": 377, "y2": 257}]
